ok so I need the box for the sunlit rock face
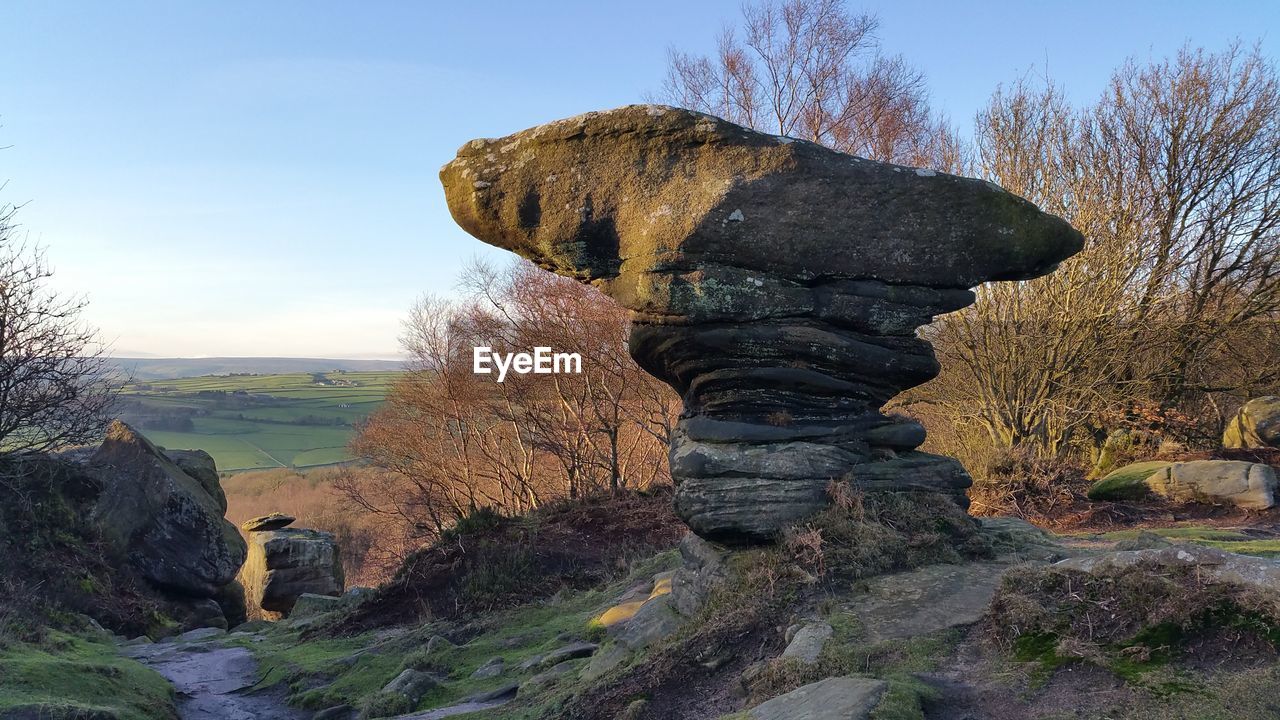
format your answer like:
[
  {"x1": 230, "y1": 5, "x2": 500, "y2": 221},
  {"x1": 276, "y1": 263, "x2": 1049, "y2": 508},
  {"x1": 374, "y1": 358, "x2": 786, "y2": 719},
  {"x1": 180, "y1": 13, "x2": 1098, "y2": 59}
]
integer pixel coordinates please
[{"x1": 440, "y1": 105, "x2": 1084, "y2": 542}]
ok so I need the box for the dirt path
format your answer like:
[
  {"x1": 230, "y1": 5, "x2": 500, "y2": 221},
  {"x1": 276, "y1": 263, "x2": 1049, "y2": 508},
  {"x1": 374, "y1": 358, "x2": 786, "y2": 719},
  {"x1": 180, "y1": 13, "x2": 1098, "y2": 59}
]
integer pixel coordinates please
[{"x1": 121, "y1": 631, "x2": 308, "y2": 720}]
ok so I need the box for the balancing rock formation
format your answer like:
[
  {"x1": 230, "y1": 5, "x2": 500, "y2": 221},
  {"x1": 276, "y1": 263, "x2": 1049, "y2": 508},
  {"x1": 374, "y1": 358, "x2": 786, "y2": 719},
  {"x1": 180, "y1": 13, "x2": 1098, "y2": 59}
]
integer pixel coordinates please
[{"x1": 441, "y1": 105, "x2": 1084, "y2": 542}]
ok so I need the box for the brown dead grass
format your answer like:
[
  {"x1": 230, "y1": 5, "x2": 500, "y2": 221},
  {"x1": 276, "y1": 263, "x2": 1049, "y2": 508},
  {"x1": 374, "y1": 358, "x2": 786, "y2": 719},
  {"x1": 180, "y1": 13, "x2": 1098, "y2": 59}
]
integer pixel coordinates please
[{"x1": 319, "y1": 486, "x2": 685, "y2": 636}]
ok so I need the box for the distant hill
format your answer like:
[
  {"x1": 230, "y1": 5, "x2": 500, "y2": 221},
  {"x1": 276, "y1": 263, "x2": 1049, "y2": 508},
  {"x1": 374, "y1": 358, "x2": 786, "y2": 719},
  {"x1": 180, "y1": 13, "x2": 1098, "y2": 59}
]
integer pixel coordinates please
[{"x1": 111, "y1": 357, "x2": 405, "y2": 381}]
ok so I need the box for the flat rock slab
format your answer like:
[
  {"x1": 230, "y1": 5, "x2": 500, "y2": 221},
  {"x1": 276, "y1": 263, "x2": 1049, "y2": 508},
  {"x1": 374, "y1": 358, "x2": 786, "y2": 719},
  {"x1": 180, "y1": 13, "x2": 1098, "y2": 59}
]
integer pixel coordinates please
[
  {"x1": 124, "y1": 642, "x2": 306, "y2": 720},
  {"x1": 748, "y1": 676, "x2": 887, "y2": 720},
  {"x1": 849, "y1": 561, "x2": 1013, "y2": 643}
]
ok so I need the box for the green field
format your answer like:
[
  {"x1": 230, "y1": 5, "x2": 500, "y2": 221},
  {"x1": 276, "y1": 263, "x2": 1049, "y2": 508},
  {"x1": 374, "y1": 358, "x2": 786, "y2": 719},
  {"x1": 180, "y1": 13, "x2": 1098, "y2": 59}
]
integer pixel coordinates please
[{"x1": 118, "y1": 371, "x2": 400, "y2": 472}]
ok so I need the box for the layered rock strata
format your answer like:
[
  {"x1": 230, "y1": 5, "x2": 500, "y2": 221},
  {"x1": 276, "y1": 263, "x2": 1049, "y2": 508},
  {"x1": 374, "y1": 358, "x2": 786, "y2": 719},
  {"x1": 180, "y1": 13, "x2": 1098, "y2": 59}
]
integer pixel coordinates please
[{"x1": 441, "y1": 105, "x2": 1083, "y2": 541}]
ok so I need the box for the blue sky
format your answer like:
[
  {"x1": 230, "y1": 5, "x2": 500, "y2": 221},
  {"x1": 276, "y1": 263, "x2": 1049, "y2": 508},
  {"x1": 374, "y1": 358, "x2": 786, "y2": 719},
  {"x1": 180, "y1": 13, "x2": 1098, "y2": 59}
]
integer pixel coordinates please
[{"x1": 2, "y1": 1, "x2": 1276, "y2": 358}]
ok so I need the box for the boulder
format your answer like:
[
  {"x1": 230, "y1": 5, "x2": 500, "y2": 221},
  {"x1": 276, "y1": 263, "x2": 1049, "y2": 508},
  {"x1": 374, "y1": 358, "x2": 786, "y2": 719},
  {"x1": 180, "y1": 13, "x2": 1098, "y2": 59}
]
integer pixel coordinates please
[
  {"x1": 290, "y1": 592, "x2": 345, "y2": 618},
  {"x1": 748, "y1": 676, "x2": 887, "y2": 720},
  {"x1": 381, "y1": 668, "x2": 439, "y2": 704},
  {"x1": 1146, "y1": 460, "x2": 1276, "y2": 509},
  {"x1": 240, "y1": 512, "x2": 296, "y2": 532},
  {"x1": 471, "y1": 656, "x2": 505, "y2": 679},
  {"x1": 87, "y1": 421, "x2": 246, "y2": 596},
  {"x1": 440, "y1": 105, "x2": 1083, "y2": 541},
  {"x1": 1224, "y1": 396, "x2": 1280, "y2": 449},
  {"x1": 238, "y1": 527, "x2": 343, "y2": 616},
  {"x1": 780, "y1": 622, "x2": 833, "y2": 664}
]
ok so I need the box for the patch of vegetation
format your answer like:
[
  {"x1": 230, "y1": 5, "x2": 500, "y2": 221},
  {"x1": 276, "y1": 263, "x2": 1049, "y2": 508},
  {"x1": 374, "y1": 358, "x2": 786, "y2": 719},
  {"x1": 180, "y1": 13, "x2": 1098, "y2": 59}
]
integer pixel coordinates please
[
  {"x1": 1087, "y1": 461, "x2": 1171, "y2": 501},
  {"x1": 742, "y1": 607, "x2": 961, "y2": 715},
  {"x1": 0, "y1": 629, "x2": 176, "y2": 720},
  {"x1": 0, "y1": 455, "x2": 165, "y2": 641},
  {"x1": 782, "y1": 486, "x2": 993, "y2": 584},
  {"x1": 242, "y1": 556, "x2": 676, "y2": 718},
  {"x1": 987, "y1": 559, "x2": 1280, "y2": 686},
  {"x1": 321, "y1": 488, "x2": 684, "y2": 635}
]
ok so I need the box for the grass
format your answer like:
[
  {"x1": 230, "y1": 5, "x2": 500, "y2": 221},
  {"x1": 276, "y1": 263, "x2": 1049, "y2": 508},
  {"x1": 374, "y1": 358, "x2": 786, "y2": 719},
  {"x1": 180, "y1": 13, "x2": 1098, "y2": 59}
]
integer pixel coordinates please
[
  {"x1": 237, "y1": 555, "x2": 676, "y2": 718},
  {"x1": 1084, "y1": 526, "x2": 1280, "y2": 559},
  {"x1": 118, "y1": 371, "x2": 399, "y2": 471},
  {"x1": 0, "y1": 630, "x2": 176, "y2": 720}
]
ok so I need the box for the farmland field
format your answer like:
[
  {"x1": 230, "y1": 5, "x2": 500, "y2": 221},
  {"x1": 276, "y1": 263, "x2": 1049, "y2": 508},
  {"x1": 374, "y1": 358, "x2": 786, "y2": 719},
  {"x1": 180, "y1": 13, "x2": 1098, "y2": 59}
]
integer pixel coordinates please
[{"x1": 117, "y1": 371, "x2": 400, "y2": 472}]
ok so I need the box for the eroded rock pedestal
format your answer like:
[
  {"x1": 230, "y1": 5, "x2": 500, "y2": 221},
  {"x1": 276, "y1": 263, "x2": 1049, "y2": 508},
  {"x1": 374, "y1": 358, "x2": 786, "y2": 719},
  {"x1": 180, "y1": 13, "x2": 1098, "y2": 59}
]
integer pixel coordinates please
[{"x1": 441, "y1": 105, "x2": 1083, "y2": 541}]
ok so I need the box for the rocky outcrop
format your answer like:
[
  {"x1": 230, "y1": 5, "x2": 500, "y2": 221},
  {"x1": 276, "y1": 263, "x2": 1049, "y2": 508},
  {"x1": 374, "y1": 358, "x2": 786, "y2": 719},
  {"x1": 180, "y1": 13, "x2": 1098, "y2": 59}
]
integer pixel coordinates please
[
  {"x1": 1224, "y1": 396, "x2": 1280, "y2": 449},
  {"x1": 440, "y1": 105, "x2": 1083, "y2": 541},
  {"x1": 239, "y1": 522, "x2": 344, "y2": 617},
  {"x1": 87, "y1": 421, "x2": 246, "y2": 596}
]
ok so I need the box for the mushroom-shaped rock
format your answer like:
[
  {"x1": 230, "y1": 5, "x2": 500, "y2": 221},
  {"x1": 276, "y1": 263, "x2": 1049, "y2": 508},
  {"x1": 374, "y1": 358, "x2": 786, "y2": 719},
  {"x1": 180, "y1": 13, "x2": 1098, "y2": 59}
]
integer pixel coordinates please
[
  {"x1": 441, "y1": 105, "x2": 1084, "y2": 542},
  {"x1": 241, "y1": 512, "x2": 296, "y2": 533}
]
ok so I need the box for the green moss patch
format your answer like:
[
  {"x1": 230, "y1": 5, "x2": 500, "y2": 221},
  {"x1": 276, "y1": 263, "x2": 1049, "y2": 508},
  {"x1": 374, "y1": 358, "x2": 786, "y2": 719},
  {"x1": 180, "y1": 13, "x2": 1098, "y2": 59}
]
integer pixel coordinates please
[
  {"x1": 1087, "y1": 461, "x2": 1171, "y2": 501},
  {"x1": 0, "y1": 630, "x2": 176, "y2": 720}
]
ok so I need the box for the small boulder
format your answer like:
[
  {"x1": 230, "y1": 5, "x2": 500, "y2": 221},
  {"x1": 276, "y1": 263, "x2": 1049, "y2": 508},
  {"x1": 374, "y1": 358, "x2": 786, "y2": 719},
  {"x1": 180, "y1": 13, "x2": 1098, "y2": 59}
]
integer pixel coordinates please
[
  {"x1": 1147, "y1": 460, "x2": 1276, "y2": 509},
  {"x1": 1224, "y1": 396, "x2": 1280, "y2": 449},
  {"x1": 541, "y1": 642, "x2": 598, "y2": 667},
  {"x1": 471, "y1": 656, "x2": 505, "y2": 679},
  {"x1": 748, "y1": 676, "x2": 887, "y2": 720},
  {"x1": 290, "y1": 592, "x2": 345, "y2": 619},
  {"x1": 240, "y1": 512, "x2": 296, "y2": 533},
  {"x1": 382, "y1": 668, "x2": 439, "y2": 704},
  {"x1": 780, "y1": 622, "x2": 833, "y2": 664},
  {"x1": 521, "y1": 661, "x2": 577, "y2": 694},
  {"x1": 426, "y1": 634, "x2": 456, "y2": 654}
]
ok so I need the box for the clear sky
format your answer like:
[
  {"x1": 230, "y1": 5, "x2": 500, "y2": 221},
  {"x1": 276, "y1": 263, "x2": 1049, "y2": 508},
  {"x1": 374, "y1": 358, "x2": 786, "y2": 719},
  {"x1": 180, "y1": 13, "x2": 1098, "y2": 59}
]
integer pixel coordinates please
[{"x1": 2, "y1": 0, "x2": 1276, "y2": 358}]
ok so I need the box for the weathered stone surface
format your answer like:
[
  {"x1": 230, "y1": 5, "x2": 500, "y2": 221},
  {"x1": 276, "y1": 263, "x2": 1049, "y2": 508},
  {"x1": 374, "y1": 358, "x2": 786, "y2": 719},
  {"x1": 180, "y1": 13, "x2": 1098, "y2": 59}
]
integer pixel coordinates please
[
  {"x1": 781, "y1": 622, "x2": 833, "y2": 664},
  {"x1": 1146, "y1": 460, "x2": 1276, "y2": 509},
  {"x1": 240, "y1": 512, "x2": 296, "y2": 532},
  {"x1": 540, "y1": 642, "x2": 598, "y2": 667},
  {"x1": 163, "y1": 449, "x2": 225, "y2": 513},
  {"x1": 671, "y1": 533, "x2": 729, "y2": 617},
  {"x1": 471, "y1": 656, "x2": 505, "y2": 679},
  {"x1": 382, "y1": 668, "x2": 439, "y2": 704},
  {"x1": 441, "y1": 105, "x2": 1083, "y2": 541},
  {"x1": 748, "y1": 676, "x2": 887, "y2": 720},
  {"x1": 88, "y1": 421, "x2": 246, "y2": 596},
  {"x1": 290, "y1": 592, "x2": 345, "y2": 618},
  {"x1": 847, "y1": 561, "x2": 1014, "y2": 643},
  {"x1": 238, "y1": 527, "x2": 343, "y2": 615},
  {"x1": 1055, "y1": 544, "x2": 1280, "y2": 595},
  {"x1": 1224, "y1": 396, "x2": 1280, "y2": 449}
]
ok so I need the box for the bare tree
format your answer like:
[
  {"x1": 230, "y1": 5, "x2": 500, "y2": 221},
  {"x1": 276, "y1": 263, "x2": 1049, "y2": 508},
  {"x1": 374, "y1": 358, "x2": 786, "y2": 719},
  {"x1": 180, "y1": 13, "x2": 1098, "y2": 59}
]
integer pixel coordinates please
[
  {"x1": 0, "y1": 203, "x2": 115, "y2": 454},
  {"x1": 339, "y1": 260, "x2": 678, "y2": 544},
  {"x1": 913, "y1": 43, "x2": 1280, "y2": 478},
  {"x1": 660, "y1": 0, "x2": 961, "y2": 169}
]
